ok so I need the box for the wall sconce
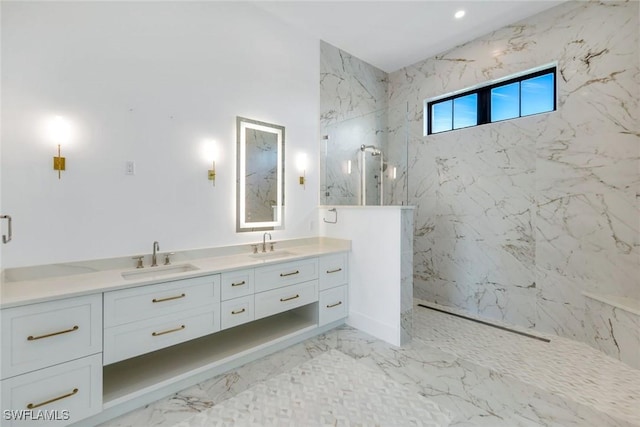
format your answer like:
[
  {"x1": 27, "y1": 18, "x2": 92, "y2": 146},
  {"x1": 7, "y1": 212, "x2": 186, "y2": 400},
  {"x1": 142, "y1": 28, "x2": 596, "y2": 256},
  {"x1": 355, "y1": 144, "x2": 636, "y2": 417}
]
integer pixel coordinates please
[
  {"x1": 203, "y1": 140, "x2": 217, "y2": 186},
  {"x1": 48, "y1": 116, "x2": 71, "y2": 179},
  {"x1": 208, "y1": 161, "x2": 216, "y2": 185},
  {"x1": 296, "y1": 153, "x2": 308, "y2": 189},
  {"x1": 347, "y1": 160, "x2": 352, "y2": 175}
]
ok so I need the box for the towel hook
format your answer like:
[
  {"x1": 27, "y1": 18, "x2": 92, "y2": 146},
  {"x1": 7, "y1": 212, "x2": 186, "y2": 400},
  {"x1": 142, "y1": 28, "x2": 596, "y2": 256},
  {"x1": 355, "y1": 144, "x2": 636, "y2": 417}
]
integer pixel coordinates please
[
  {"x1": 323, "y1": 208, "x2": 337, "y2": 224},
  {"x1": 1, "y1": 215, "x2": 12, "y2": 244}
]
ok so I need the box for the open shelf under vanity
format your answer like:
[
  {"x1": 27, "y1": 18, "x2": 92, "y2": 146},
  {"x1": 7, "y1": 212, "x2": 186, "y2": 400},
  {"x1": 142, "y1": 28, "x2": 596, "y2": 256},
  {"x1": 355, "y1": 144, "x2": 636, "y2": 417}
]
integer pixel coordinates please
[{"x1": 103, "y1": 306, "x2": 317, "y2": 407}]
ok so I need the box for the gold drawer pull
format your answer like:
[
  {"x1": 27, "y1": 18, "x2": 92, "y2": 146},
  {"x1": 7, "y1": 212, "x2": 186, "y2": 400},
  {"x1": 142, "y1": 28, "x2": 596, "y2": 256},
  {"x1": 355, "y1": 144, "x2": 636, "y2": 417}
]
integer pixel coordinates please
[
  {"x1": 231, "y1": 308, "x2": 246, "y2": 315},
  {"x1": 280, "y1": 270, "x2": 299, "y2": 277},
  {"x1": 152, "y1": 325, "x2": 185, "y2": 336},
  {"x1": 231, "y1": 281, "x2": 246, "y2": 287},
  {"x1": 280, "y1": 294, "x2": 300, "y2": 302},
  {"x1": 326, "y1": 301, "x2": 343, "y2": 308},
  {"x1": 152, "y1": 293, "x2": 186, "y2": 303},
  {"x1": 27, "y1": 388, "x2": 78, "y2": 409},
  {"x1": 27, "y1": 325, "x2": 79, "y2": 341},
  {"x1": 326, "y1": 268, "x2": 342, "y2": 274}
]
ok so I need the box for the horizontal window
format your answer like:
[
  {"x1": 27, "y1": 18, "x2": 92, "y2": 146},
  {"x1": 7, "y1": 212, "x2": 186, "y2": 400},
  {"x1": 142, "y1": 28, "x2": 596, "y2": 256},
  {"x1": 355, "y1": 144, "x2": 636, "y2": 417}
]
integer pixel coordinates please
[{"x1": 425, "y1": 66, "x2": 556, "y2": 135}]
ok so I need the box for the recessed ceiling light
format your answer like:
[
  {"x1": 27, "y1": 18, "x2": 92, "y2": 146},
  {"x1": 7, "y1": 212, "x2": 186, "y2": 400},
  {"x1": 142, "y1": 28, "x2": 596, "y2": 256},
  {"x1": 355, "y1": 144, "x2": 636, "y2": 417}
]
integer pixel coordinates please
[{"x1": 454, "y1": 10, "x2": 466, "y2": 19}]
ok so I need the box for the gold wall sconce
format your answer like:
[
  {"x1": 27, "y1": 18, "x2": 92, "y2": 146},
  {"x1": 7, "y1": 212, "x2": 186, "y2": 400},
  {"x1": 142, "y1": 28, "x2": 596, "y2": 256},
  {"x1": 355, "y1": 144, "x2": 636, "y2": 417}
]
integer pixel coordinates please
[
  {"x1": 208, "y1": 161, "x2": 216, "y2": 186},
  {"x1": 49, "y1": 116, "x2": 71, "y2": 180},
  {"x1": 53, "y1": 144, "x2": 66, "y2": 179},
  {"x1": 296, "y1": 153, "x2": 307, "y2": 189},
  {"x1": 203, "y1": 140, "x2": 218, "y2": 187}
]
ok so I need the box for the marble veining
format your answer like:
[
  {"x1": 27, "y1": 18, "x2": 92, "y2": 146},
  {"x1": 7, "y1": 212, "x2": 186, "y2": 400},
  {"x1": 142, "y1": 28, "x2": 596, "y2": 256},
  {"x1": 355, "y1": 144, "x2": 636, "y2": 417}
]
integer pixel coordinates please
[
  {"x1": 320, "y1": 41, "x2": 410, "y2": 206},
  {"x1": 414, "y1": 300, "x2": 640, "y2": 426},
  {"x1": 173, "y1": 350, "x2": 451, "y2": 427},
  {"x1": 244, "y1": 127, "x2": 278, "y2": 223},
  {"x1": 382, "y1": 0, "x2": 640, "y2": 366}
]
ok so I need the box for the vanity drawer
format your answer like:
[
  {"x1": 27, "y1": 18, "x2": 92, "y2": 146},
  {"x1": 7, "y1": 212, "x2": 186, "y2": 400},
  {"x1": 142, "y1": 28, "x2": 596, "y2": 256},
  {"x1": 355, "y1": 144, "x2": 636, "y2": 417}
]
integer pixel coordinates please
[
  {"x1": 103, "y1": 305, "x2": 220, "y2": 365},
  {"x1": 254, "y1": 258, "x2": 319, "y2": 293},
  {"x1": 319, "y1": 253, "x2": 348, "y2": 291},
  {"x1": 104, "y1": 274, "x2": 220, "y2": 327},
  {"x1": 1, "y1": 294, "x2": 102, "y2": 380},
  {"x1": 221, "y1": 295, "x2": 255, "y2": 330},
  {"x1": 221, "y1": 269, "x2": 254, "y2": 301},
  {"x1": 1, "y1": 353, "x2": 102, "y2": 427},
  {"x1": 255, "y1": 280, "x2": 318, "y2": 320},
  {"x1": 319, "y1": 285, "x2": 348, "y2": 326}
]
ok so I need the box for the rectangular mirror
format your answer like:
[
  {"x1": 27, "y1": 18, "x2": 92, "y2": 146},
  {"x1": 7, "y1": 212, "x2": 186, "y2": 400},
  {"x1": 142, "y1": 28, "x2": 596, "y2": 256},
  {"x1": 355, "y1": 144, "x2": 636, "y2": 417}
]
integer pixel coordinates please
[{"x1": 236, "y1": 117, "x2": 285, "y2": 232}]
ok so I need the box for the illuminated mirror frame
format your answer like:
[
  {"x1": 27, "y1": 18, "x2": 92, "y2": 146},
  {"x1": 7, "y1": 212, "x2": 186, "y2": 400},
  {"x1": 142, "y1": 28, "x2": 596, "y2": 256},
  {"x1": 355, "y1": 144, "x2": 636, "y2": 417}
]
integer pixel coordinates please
[{"x1": 236, "y1": 116, "x2": 285, "y2": 232}]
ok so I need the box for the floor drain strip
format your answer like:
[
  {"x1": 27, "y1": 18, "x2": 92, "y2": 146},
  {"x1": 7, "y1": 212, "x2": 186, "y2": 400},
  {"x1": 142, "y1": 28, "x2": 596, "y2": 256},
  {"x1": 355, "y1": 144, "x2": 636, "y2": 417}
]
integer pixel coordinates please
[{"x1": 417, "y1": 304, "x2": 551, "y2": 343}]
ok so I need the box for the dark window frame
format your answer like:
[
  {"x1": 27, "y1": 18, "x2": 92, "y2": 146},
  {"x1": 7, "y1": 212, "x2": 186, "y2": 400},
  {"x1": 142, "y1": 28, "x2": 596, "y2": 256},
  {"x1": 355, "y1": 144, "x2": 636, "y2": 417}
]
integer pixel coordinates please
[{"x1": 426, "y1": 66, "x2": 556, "y2": 135}]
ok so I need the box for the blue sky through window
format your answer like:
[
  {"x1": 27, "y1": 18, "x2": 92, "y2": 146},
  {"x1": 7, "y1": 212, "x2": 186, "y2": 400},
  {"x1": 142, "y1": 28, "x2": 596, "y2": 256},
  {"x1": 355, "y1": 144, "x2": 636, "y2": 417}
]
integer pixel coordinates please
[
  {"x1": 521, "y1": 73, "x2": 554, "y2": 116},
  {"x1": 453, "y1": 94, "x2": 477, "y2": 129},
  {"x1": 427, "y1": 67, "x2": 556, "y2": 135},
  {"x1": 491, "y1": 82, "x2": 519, "y2": 122},
  {"x1": 431, "y1": 99, "x2": 452, "y2": 133}
]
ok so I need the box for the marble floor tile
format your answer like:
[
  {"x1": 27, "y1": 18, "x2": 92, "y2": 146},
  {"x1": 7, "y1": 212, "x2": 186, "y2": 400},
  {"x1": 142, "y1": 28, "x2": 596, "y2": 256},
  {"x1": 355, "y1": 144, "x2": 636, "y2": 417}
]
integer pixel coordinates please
[
  {"x1": 174, "y1": 350, "x2": 451, "y2": 427},
  {"x1": 100, "y1": 300, "x2": 640, "y2": 427}
]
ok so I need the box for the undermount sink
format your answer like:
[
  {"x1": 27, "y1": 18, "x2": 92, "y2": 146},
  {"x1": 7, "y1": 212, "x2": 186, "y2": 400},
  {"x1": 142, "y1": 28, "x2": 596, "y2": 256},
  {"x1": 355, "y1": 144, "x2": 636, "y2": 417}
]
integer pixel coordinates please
[
  {"x1": 121, "y1": 263, "x2": 199, "y2": 280},
  {"x1": 249, "y1": 250, "x2": 295, "y2": 260}
]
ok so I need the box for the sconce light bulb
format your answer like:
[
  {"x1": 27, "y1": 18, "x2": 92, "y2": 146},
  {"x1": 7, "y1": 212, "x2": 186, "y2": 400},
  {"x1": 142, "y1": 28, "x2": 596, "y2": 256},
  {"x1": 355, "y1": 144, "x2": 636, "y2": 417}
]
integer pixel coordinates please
[{"x1": 49, "y1": 116, "x2": 72, "y2": 145}]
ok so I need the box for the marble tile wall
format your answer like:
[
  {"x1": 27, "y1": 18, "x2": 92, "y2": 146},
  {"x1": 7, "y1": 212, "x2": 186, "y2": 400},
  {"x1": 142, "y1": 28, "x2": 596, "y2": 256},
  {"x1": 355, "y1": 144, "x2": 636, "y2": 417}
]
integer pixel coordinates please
[
  {"x1": 400, "y1": 208, "x2": 415, "y2": 345},
  {"x1": 320, "y1": 41, "x2": 404, "y2": 206},
  {"x1": 386, "y1": 0, "x2": 639, "y2": 366},
  {"x1": 584, "y1": 297, "x2": 640, "y2": 370}
]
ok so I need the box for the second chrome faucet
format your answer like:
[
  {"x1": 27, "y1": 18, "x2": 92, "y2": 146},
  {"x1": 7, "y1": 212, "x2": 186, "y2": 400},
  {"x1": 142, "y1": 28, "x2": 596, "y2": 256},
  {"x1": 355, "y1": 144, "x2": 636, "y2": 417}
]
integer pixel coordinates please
[{"x1": 151, "y1": 241, "x2": 160, "y2": 267}]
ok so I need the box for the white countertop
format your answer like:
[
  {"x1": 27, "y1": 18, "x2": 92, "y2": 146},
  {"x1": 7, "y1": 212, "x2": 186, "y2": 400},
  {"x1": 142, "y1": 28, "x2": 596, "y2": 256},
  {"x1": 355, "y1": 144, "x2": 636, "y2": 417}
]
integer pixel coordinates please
[{"x1": 0, "y1": 237, "x2": 351, "y2": 309}]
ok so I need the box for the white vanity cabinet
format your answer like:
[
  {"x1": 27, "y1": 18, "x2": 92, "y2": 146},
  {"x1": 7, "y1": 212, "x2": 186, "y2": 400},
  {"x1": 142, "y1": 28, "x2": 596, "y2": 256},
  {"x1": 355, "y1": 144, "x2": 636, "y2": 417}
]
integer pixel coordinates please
[
  {"x1": 0, "y1": 247, "x2": 349, "y2": 427},
  {"x1": 0, "y1": 294, "x2": 103, "y2": 426},
  {"x1": 318, "y1": 253, "x2": 349, "y2": 326},
  {"x1": 103, "y1": 274, "x2": 221, "y2": 365},
  {"x1": 254, "y1": 258, "x2": 319, "y2": 320},
  {"x1": 220, "y1": 269, "x2": 255, "y2": 330}
]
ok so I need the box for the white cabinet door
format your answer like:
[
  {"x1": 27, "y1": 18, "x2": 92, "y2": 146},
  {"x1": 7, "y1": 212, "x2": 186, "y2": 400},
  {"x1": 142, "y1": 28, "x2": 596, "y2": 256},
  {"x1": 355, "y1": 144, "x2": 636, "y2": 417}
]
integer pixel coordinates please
[
  {"x1": 1, "y1": 294, "x2": 102, "y2": 379},
  {"x1": 254, "y1": 280, "x2": 318, "y2": 320},
  {"x1": 221, "y1": 269, "x2": 254, "y2": 301},
  {"x1": 319, "y1": 253, "x2": 348, "y2": 291},
  {"x1": 254, "y1": 258, "x2": 318, "y2": 293},
  {"x1": 103, "y1": 305, "x2": 220, "y2": 365},
  {"x1": 220, "y1": 295, "x2": 255, "y2": 330},
  {"x1": 1, "y1": 354, "x2": 102, "y2": 427},
  {"x1": 319, "y1": 285, "x2": 348, "y2": 326},
  {"x1": 104, "y1": 274, "x2": 220, "y2": 327}
]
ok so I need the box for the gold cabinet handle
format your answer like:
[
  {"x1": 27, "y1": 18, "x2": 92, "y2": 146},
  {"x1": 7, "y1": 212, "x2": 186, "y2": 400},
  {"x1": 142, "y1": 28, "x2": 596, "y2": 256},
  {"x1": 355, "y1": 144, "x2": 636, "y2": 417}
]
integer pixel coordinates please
[
  {"x1": 231, "y1": 281, "x2": 246, "y2": 287},
  {"x1": 231, "y1": 308, "x2": 246, "y2": 315},
  {"x1": 152, "y1": 325, "x2": 185, "y2": 336},
  {"x1": 27, "y1": 325, "x2": 79, "y2": 341},
  {"x1": 326, "y1": 268, "x2": 342, "y2": 274},
  {"x1": 27, "y1": 388, "x2": 78, "y2": 409},
  {"x1": 280, "y1": 294, "x2": 300, "y2": 302},
  {"x1": 152, "y1": 293, "x2": 186, "y2": 303},
  {"x1": 280, "y1": 270, "x2": 299, "y2": 277},
  {"x1": 326, "y1": 301, "x2": 343, "y2": 308}
]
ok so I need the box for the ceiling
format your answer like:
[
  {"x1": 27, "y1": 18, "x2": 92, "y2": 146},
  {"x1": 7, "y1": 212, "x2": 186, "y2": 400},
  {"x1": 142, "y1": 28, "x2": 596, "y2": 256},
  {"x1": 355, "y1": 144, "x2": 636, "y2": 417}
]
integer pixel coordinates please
[{"x1": 254, "y1": 1, "x2": 565, "y2": 73}]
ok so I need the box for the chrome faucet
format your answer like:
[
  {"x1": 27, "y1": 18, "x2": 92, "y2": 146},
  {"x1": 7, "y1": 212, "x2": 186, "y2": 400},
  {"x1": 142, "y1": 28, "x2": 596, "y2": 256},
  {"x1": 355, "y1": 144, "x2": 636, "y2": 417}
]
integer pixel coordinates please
[
  {"x1": 262, "y1": 232, "x2": 272, "y2": 253},
  {"x1": 151, "y1": 241, "x2": 160, "y2": 267}
]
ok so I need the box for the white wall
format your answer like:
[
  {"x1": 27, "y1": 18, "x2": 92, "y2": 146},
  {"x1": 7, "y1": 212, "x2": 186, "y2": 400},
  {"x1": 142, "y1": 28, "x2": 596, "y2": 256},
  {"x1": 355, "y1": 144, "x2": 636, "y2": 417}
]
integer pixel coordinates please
[
  {"x1": 319, "y1": 206, "x2": 403, "y2": 346},
  {"x1": 1, "y1": 2, "x2": 320, "y2": 268}
]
